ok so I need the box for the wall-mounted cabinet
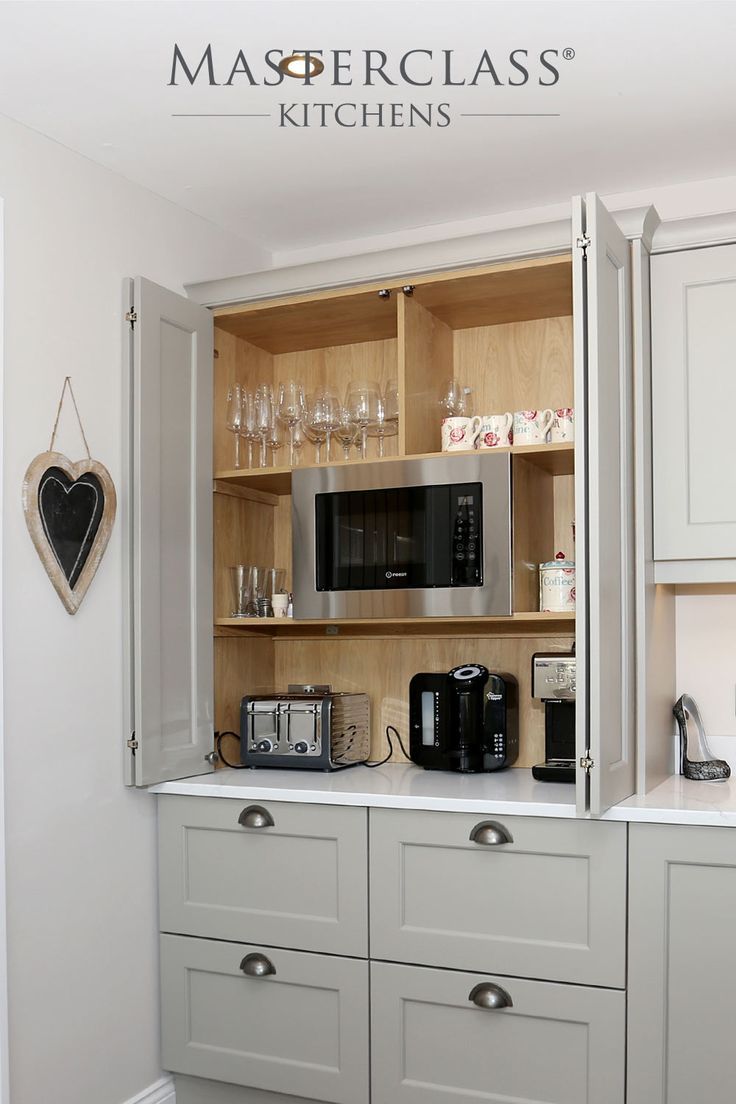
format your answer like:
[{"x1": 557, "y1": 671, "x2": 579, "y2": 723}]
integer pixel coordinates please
[{"x1": 125, "y1": 192, "x2": 641, "y2": 817}]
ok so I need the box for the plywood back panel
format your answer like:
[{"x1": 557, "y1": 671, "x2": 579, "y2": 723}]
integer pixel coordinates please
[
  {"x1": 273, "y1": 634, "x2": 574, "y2": 768},
  {"x1": 215, "y1": 636, "x2": 276, "y2": 768},
  {"x1": 553, "y1": 473, "x2": 576, "y2": 559},
  {"x1": 452, "y1": 315, "x2": 573, "y2": 418},
  {"x1": 213, "y1": 327, "x2": 274, "y2": 472},
  {"x1": 513, "y1": 458, "x2": 555, "y2": 613},
  {"x1": 213, "y1": 490, "x2": 276, "y2": 619}
]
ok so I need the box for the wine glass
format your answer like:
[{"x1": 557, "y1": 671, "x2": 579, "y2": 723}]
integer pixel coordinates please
[
  {"x1": 438, "y1": 378, "x2": 472, "y2": 416},
  {"x1": 225, "y1": 384, "x2": 242, "y2": 469},
  {"x1": 254, "y1": 383, "x2": 274, "y2": 467},
  {"x1": 345, "y1": 379, "x2": 380, "y2": 459},
  {"x1": 304, "y1": 387, "x2": 339, "y2": 464},
  {"x1": 333, "y1": 407, "x2": 359, "y2": 460},
  {"x1": 265, "y1": 403, "x2": 284, "y2": 466},
  {"x1": 277, "y1": 379, "x2": 306, "y2": 466},
  {"x1": 368, "y1": 390, "x2": 399, "y2": 458},
  {"x1": 239, "y1": 388, "x2": 260, "y2": 469}
]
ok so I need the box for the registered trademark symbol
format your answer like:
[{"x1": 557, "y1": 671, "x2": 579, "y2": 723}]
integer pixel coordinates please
[{"x1": 563, "y1": 48, "x2": 575, "y2": 61}]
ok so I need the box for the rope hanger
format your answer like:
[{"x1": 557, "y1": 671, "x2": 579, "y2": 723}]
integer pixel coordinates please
[{"x1": 48, "y1": 376, "x2": 92, "y2": 459}]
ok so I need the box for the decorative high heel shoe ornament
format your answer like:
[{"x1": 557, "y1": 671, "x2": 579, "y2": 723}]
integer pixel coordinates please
[{"x1": 674, "y1": 694, "x2": 731, "y2": 782}]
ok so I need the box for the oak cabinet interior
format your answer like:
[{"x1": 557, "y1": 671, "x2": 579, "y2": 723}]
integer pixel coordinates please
[{"x1": 211, "y1": 255, "x2": 576, "y2": 770}]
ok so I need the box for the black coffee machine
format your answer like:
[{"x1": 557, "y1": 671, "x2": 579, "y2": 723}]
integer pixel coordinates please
[
  {"x1": 409, "y1": 664, "x2": 518, "y2": 772},
  {"x1": 531, "y1": 651, "x2": 576, "y2": 783}
]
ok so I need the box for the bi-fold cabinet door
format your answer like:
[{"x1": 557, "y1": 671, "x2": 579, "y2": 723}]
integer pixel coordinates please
[{"x1": 371, "y1": 960, "x2": 625, "y2": 1104}]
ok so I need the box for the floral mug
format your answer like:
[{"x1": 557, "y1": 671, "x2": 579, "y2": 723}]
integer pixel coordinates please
[
  {"x1": 549, "y1": 407, "x2": 574, "y2": 443},
  {"x1": 512, "y1": 409, "x2": 554, "y2": 445},
  {"x1": 477, "y1": 412, "x2": 513, "y2": 449},
  {"x1": 441, "y1": 416, "x2": 482, "y2": 452}
]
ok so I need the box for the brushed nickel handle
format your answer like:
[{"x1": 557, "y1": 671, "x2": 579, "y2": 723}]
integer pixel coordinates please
[
  {"x1": 238, "y1": 804, "x2": 274, "y2": 829},
  {"x1": 240, "y1": 953, "x2": 276, "y2": 978},
  {"x1": 469, "y1": 820, "x2": 513, "y2": 846},
  {"x1": 468, "y1": 982, "x2": 513, "y2": 1009}
]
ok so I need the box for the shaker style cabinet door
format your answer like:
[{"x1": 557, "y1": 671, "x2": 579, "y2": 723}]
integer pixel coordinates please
[
  {"x1": 628, "y1": 823, "x2": 736, "y2": 1104},
  {"x1": 123, "y1": 277, "x2": 215, "y2": 786},
  {"x1": 371, "y1": 961, "x2": 625, "y2": 1104},
  {"x1": 369, "y1": 809, "x2": 627, "y2": 988},
  {"x1": 161, "y1": 935, "x2": 369, "y2": 1104},
  {"x1": 572, "y1": 193, "x2": 637, "y2": 815},
  {"x1": 158, "y1": 796, "x2": 368, "y2": 956},
  {"x1": 651, "y1": 243, "x2": 736, "y2": 565}
]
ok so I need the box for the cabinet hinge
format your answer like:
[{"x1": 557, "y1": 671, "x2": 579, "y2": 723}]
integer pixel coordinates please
[
  {"x1": 576, "y1": 233, "x2": 591, "y2": 258},
  {"x1": 127, "y1": 735, "x2": 138, "y2": 750},
  {"x1": 125, "y1": 308, "x2": 137, "y2": 329},
  {"x1": 579, "y1": 754, "x2": 594, "y2": 774}
]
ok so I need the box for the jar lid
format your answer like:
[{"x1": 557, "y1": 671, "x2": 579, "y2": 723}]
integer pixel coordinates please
[{"x1": 540, "y1": 550, "x2": 575, "y2": 569}]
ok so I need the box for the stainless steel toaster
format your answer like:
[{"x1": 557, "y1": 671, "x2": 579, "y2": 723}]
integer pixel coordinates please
[{"x1": 240, "y1": 686, "x2": 370, "y2": 771}]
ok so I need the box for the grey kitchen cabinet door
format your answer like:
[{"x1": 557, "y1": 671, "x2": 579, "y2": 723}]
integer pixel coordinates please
[
  {"x1": 371, "y1": 960, "x2": 625, "y2": 1104},
  {"x1": 161, "y1": 935, "x2": 369, "y2": 1104},
  {"x1": 158, "y1": 796, "x2": 368, "y2": 956},
  {"x1": 628, "y1": 823, "x2": 736, "y2": 1104},
  {"x1": 369, "y1": 808, "x2": 626, "y2": 987},
  {"x1": 651, "y1": 244, "x2": 736, "y2": 567},
  {"x1": 572, "y1": 193, "x2": 637, "y2": 816},
  {"x1": 123, "y1": 277, "x2": 214, "y2": 786}
]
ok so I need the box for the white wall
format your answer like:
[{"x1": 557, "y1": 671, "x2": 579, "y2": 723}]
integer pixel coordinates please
[
  {"x1": 0, "y1": 113, "x2": 268, "y2": 1104},
  {"x1": 675, "y1": 588, "x2": 736, "y2": 758}
]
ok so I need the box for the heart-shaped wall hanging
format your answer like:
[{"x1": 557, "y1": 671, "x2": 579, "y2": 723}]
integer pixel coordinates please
[{"x1": 22, "y1": 378, "x2": 117, "y2": 614}]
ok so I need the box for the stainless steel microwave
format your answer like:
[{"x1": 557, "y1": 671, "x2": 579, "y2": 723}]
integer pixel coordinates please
[{"x1": 291, "y1": 453, "x2": 512, "y2": 619}]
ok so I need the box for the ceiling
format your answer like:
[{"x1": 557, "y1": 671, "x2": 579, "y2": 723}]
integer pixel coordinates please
[{"x1": 0, "y1": 0, "x2": 735, "y2": 259}]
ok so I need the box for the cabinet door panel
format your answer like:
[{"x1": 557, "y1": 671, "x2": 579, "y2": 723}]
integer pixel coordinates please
[
  {"x1": 572, "y1": 193, "x2": 636, "y2": 815},
  {"x1": 161, "y1": 936, "x2": 369, "y2": 1104},
  {"x1": 371, "y1": 961, "x2": 625, "y2": 1104},
  {"x1": 369, "y1": 808, "x2": 626, "y2": 987},
  {"x1": 124, "y1": 277, "x2": 214, "y2": 785},
  {"x1": 652, "y1": 243, "x2": 736, "y2": 560},
  {"x1": 628, "y1": 823, "x2": 736, "y2": 1104},
  {"x1": 158, "y1": 796, "x2": 368, "y2": 956}
]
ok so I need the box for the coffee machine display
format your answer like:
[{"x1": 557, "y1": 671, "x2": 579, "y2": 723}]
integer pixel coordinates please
[
  {"x1": 531, "y1": 652, "x2": 576, "y2": 783},
  {"x1": 409, "y1": 664, "x2": 518, "y2": 773}
]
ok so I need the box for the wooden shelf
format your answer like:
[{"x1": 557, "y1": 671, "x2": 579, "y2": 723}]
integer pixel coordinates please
[
  {"x1": 214, "y1": 612, "x2": 576, "y2": 640},
  {"x1": 214, "y1": 442, "x2": 574, "y2": 496}
]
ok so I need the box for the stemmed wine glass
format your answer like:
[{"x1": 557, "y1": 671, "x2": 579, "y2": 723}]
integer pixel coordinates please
[
  {"x1": 278, "y1": 379, "x2": 306, "y2": 466},
  {"x1": 265, "y1": 403, "x2": 284, "y2": 466},
  {"x1": 239, "y1": 388, "x2": 260, "y2": 470},
  {"x1": 333, "y1": 407, "x2": 359, "y2": 460},
  {"x1": 438, "y1": 378, "x2": 472, "y2": 416},
  {"x1": 369, "y1": 379, "x2": 400, "y2": 458},
  {"x1": 254, "y1": 384, "x2": 274, "y2": 467},
  {"x1": 304, "y1": 387, "x2": 340, "y2": 464},
  {"x1": 225, "y1": 384, "x2": 242, "y2": 469},
  {"x1": 345, "y1": 379, "x2": 380, "y2": 460}
]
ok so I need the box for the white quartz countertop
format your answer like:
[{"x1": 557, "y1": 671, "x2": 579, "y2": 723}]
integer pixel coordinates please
[
  {"x1": 151, "y1": 764, "x2": 578, "y2": 818},
  {"x1": 151, "y1": 763, "x2": 736, "y2": 826}
]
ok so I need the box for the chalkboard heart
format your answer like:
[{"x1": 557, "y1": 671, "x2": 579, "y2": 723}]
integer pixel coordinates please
[{"x1": 23, "y1": 451, "x2": 117, "y2": 614}]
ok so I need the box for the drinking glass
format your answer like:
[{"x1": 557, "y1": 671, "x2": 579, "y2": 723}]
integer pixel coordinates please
[
  {"x1": 345, "y1": 379, "x2": 380, "y2": 459},
  {"x1": 225, "y1": 384, "x2": 243, "y2": 469},
  {"x1": 265, "y1": 404, "x2": 284, "y2": 466},
  {"x1": 264, "y1": 568, "x2": 286, "y2": 598},
  {"x1": 304, "y1": 387, "x2": 340, "y2": 463},
  {"x1": 229, "y1": 564, "x2": 256, "y2": 617},
  {"x1": 368, "y1": 395, "x2": 399, "y2": 458},
  {"x1": 438, "y1": 378, "x2": 472, "y2": 417},
  {"x1": 277, "y1": 379, "x2": 306, "y2": 466},
  {"x1": 333, "y1": 407, "x2": 359, "y2": 460},
  {"x1": 290, "y1": 421, "x2": 306, "y2": 467},
  {"x1": 239, "y1": 388, "x2": 260, "y2": 469},
  {"x1": 254, "y1": 384, "x2": 274, "y2": 467}
]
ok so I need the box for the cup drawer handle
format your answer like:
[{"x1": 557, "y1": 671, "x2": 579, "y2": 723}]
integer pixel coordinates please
[
  {"x1": 240, "y1": 953, "x2": 277, "y2": 977},
  {"x1": 469, "y1": 820, "x2": 513, "y2": 846},
  {"x1": 469, "y1": 982, "x2": 513, "y2": 1010},
  {"x1": 238, "y1": 805, "x2": 274, "y2": 829}
]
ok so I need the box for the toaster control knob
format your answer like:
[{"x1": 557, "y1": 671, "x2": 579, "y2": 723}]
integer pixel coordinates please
[
  {"x1": 294, "y1": 741, "x2": 309, "y2": 754},
  {"x1": 256, "y1": 739, "x2": 273, "y2": 753}
]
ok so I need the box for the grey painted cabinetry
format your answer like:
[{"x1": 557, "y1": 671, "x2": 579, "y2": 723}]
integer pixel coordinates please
[
  {"x1": 628, "y1": 823, "x2": 736, "y2": 1104},
  {"x1": 651, "y1": 243, "x2": 736, "y2": 577},
  {"x1": 158, "y1": 798, "x2": 627, "y2": 1104}
]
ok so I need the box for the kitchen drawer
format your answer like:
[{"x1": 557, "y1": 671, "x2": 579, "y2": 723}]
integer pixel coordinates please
[
  {"x1": 369, "y1": 808, "x2": 626, "y2": 987},
  {"x1": 371, "y1": 960, "x2": 625, "y2": 1104},
  {"x1": 158, "y1": 795, "x2": 367, "y2": 956},
  {"x1": 161, "y1": 934, "x2": 369, "y2": 1104}
]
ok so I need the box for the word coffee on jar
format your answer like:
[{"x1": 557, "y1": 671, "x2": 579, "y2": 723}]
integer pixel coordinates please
[{"x1": 539, "y1": 551, "x2": 576, "y2": 612}]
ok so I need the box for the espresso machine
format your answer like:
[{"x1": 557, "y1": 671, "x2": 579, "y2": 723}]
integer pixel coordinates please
[{"x1": 531, "y1": 651, "x2": 576, "y2": 783}]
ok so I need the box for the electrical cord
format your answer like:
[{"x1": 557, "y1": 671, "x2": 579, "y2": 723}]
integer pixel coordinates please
[{"x1": 214, "y1": 724, "x2": 410, "y2": 769}]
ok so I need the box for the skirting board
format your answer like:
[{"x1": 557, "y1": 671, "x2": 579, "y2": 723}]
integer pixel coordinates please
[{"x1": 122, "y1": 1076, "x2": 175, "y2": 1104}]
